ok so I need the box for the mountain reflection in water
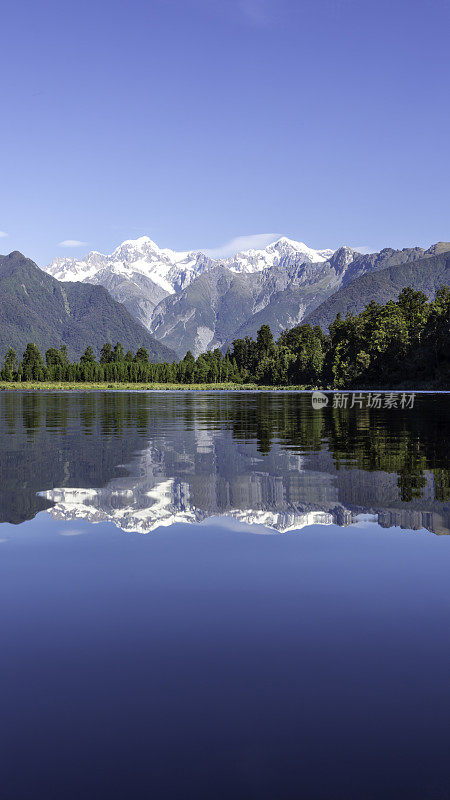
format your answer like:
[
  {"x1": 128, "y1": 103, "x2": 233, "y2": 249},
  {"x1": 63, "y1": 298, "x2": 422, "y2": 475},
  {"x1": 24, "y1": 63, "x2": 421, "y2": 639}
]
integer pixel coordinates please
[{"x1": 0, "y1": 391, "x2": 448, "y2": 535}]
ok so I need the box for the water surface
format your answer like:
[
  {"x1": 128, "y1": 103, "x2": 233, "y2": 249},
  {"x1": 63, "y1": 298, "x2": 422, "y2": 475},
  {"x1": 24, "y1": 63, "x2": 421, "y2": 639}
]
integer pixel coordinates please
[{"x1": 0, "y1": 391, "x2": 449, "y2": 799}]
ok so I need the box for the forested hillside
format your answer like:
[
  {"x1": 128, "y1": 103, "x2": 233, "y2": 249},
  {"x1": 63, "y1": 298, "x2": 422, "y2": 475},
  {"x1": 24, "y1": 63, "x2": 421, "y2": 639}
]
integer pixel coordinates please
[
  {"x1": 1, "y1": 287, "x2": 448, "y2": 389},
  {"x1": 0, "y1": 251, "x2": 175, "y2": 361}
]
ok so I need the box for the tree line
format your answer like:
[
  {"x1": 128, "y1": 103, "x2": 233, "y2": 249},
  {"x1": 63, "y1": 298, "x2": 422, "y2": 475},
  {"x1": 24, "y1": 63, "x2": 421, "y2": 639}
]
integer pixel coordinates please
[{"x1": 1, "y1": 286, "x2": 449, "y2": 387}]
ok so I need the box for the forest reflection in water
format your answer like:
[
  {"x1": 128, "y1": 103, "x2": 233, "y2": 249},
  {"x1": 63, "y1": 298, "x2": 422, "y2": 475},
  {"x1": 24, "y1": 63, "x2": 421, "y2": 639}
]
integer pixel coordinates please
[{"x1": 0, "y1": 390, "x2": 448, "y2": 535}]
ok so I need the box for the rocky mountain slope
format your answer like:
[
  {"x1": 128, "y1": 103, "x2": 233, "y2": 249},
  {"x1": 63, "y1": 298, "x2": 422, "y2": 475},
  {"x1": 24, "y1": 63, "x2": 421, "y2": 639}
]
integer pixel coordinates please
[
  {"x1": 0, "y1": 251, "x2": 175, "y2": 361},
  {"x1": 304, "y1": 246, "x2": 450, "y2": 331},
  {"x1": 228, "y1": 244, "x2": 439, "y2": 345},
  {"x1": 149, "y1": 244, "x2": 441, "y2": 356},
  {"x1": 44, "y1": 236, "x2": 450, "y2": 358},
  {"x1": 44, "y1": 236, "x2": 334, "y2": 332}
]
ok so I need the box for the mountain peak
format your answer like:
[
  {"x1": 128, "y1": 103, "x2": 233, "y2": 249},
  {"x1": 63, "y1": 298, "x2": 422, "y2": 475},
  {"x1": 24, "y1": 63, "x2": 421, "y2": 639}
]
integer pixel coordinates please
[
  {"x1": 266, "y1": 237, "x2": 334, "y2": 264},
  {"x1": 272, "y1": 237, "x2": 310, "y2": 249},
  {"x1": 114, "y1": 235, "x2": 160, "y2": 253},
  {"x1": 45, "y1": 234, "x2": 336, "y2": 287},
  {"x1": 0, "y1": 251, "x2": 39, "y2": 277},
  {"x1": 7, "y1": 250, "x2": 27, "y2": 260},
  {"x1": 426, "y1": 241, "x2": 450, "y2": 256}
]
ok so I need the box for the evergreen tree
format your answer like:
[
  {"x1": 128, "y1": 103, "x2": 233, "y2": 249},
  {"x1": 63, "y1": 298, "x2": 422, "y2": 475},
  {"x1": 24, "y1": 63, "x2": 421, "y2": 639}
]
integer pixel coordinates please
[
  {"x1": 60, "y1": 345, "x2": 69, "y2": 364},
  {"x1": 100, "y1": 343, "x2": 113, "y2": 364},
  {"x1": 135, "y1": 347, "x2": 149, "y2": 363},
  {"x1": 4, "y1": 347, "x2": 18, "y2": 373},
  {"x1": 256, "y1": 325, "x2": 275, "y2": 360},
  {"x1": 46, "y1": 347, "x2": 65, "y2": 367},
  {"x1": 113, "y1": 342, "x2": 124, "y2": 362},
  {"x1": 181, "y1": 350, "x2": 196, "y2": 383},
  {"x1": 22, "y1": 343, "x2": 44, "y2": 380},
  {"x1": 80, "y1": 346, "x2": 96, "y2": 364}
]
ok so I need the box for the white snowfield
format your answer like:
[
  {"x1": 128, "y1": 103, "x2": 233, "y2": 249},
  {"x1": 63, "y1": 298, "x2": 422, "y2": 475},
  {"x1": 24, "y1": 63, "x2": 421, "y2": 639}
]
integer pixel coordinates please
[{"x1": 44, "y1": 235, "x2": 335, "y2": 295}]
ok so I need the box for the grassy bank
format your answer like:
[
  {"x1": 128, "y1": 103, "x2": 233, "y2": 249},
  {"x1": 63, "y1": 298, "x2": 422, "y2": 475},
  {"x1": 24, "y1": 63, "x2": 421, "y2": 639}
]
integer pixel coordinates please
[{"x1": 0, "y1": 381, "x2": 309, "y2": 392}]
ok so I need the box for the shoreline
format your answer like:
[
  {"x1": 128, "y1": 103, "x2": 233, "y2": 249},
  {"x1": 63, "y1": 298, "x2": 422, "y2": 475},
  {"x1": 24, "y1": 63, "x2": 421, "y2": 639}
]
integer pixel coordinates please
[
  {"x1": 0, "y1": 382, "x2": 448, "y2": 393},
  {"x1": 0, "y1": 381, "x2": 306, "y2": 392}
]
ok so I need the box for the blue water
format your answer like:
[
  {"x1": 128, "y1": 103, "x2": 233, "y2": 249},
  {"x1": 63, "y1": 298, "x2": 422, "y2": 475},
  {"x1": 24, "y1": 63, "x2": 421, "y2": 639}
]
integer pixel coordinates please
[{"x1": 0, "y1": 391, "x2": 449, "y2": 799}]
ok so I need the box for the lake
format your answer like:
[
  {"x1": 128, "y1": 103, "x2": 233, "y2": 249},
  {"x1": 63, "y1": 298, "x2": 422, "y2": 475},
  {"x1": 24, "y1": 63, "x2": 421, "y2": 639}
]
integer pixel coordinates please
[{"x1": 0, "y1": 391, "x2": 449, "y2": 799}]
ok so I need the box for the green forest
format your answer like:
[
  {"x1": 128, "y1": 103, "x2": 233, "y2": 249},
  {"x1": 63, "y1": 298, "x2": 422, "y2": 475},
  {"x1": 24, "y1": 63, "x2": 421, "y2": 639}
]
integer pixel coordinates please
[{"x1": 1, "y1": 287, "x2": 449, "y2": 388}]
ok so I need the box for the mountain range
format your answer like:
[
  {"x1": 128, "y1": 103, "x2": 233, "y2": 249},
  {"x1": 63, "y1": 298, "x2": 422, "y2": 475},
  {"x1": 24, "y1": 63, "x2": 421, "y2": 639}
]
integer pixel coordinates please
[
  {"x1": 45, "y1": 236, "x2": 450, "y2": 357},
  {"x1": 0, "y1": 251, "x2": 174, "y2": 361},
  {"x1": 304, "y1": 245, "x2": 450, "y2": 330},
  {"x1": 45, "y1": 236, "x2": 334, "y2": 340}
]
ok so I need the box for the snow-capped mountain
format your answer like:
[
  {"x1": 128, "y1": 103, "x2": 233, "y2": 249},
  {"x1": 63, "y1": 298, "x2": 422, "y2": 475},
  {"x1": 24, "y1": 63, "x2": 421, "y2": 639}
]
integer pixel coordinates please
[
  {"x1": 222, "y1": 237, "x2": 334, "y2": 273},
  {"x1": 44, "y1": 235, "x2": 335, "y2": 333},
  {"x1": 46, "y1": 236, "x2": 204, "y2": 294},
  {"x1": 43, "y1": 235, "x2": 445, "y2": 358},
  {"x1": 45, "y1": 235, "x2": 334, "y2": 292}
]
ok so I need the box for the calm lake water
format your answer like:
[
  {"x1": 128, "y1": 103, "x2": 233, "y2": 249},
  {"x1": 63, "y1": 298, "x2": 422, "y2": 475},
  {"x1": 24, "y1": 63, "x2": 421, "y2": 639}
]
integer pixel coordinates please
[{"x1": 0, "y1": 391, "x2": 449, "y2": 800}]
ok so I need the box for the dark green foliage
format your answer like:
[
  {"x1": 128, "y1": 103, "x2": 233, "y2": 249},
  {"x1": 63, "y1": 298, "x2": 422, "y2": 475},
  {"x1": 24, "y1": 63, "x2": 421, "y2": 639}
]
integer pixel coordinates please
[
  {"x1": 3, "y1": 347, "x2": 18, "y2": 379},
  {"x1": 45, "y1": 347, "x2": 68, "y2": 367},
  {"x1": 113, "y1": 342, "x2": 124, "y2": 362},
  {"x1": 22, "y1": 343, "x2": 44, "y2": 381},
  {"x1": 325, "y1": 287, "x2": 450, "y2": 388},
  {"x1": 135, "y1": 347, "x2": 149, "y2": 363},
  {"x1": 100, "y1": 343, "x2": 113, "y2": 364},
  {"x1": 256, "y1": 325, "x2": 275, "y2": 359},
  {"x1": 278, "y1": 324, "x2": 326, "y2": 385},
  {"x1": 1, "y1": 286, "x2": 449, "y2": 388},
  {"x1": 305, "y1": 251, "x2": 450, "y2": 331},
  {"x1": 81, "y1": 347, "x2": 96, "y2": 364}
]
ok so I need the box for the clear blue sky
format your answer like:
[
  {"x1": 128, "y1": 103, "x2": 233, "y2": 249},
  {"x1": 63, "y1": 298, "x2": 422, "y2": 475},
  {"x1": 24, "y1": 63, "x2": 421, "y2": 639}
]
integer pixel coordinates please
[{"x1": 1, "y1": 0, "x2": 449, "y2": 265}]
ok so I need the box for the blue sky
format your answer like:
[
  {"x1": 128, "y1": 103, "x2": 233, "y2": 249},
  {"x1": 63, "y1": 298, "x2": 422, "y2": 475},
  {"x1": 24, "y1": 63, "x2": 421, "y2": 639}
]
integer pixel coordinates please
[{"x1": 1, "y1": 0, "x2": 449, "y2": 265}]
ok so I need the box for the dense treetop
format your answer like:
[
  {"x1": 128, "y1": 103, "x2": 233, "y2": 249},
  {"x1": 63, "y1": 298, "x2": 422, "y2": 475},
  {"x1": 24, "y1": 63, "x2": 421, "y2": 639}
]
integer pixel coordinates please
[{"x1": 1, "y1": 287, "x2": 449, "y2": 389}]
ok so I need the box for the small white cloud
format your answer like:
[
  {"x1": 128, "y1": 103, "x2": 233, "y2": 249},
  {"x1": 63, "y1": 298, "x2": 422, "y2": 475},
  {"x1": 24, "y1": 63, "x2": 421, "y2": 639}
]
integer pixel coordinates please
[
  {"x1": 59, "y1": 528, "x2": 87, "y2": 537},
  {"x1": 0, "y1": 231, "x2": 8, "y2": 238},
  {"x1": 58, "y1": 239, "x2": 87, "y2": 248},
  {"x1": 203, "y1": 232, "x2": 280, "y2": 259}
]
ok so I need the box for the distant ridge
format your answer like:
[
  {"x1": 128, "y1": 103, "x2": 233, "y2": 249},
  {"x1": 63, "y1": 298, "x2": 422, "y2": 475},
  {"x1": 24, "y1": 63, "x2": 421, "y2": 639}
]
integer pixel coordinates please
[
  {"x1": 43, "y1": 235, "x2": 450, "y2": 358},
  {"x1": 304, "y1": 248, "x2": 450, "y2": 330}
]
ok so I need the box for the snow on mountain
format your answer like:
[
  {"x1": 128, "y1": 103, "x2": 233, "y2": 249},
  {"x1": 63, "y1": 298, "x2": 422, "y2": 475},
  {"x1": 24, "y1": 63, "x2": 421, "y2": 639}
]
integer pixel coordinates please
[
  {"x1": 43, "y1": 235, "x2": 337, "y2": 340},
  {"x1": 46, "y1": 250, "x2": 110, "y2": 283},
  {"x1": 46, "y1": 236, "x2": 202, "y2": 294},
  {"x1": 44, "y1": 235, "x2": 335, "y2": 292},
  {"x1": 223, "y1": 237, "x2": 334, "y2": 273}
]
